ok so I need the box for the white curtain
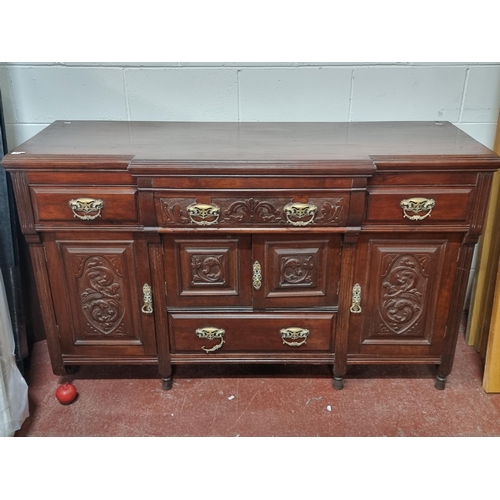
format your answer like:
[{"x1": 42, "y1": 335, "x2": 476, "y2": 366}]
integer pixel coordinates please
[{"x1": 0, "y1": 268, "x2": 29, "y2": 436}]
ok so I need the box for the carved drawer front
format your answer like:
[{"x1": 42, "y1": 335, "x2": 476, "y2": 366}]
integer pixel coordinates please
[
  {"x1": 169, "y1": 313, "x2": 335, "y2": 353},
  {"x1": 365, "y1": 187, "x2": 473, "y2": 224},
  {"x1": 30, "y1": 186, "x2": 138, "y2": 224},
  {"x1": 155, "y1": 192, "x2": 349, "y2": 227},
  {"x1": 164, "y1": 236, "x2": 253, "y2": 308}
]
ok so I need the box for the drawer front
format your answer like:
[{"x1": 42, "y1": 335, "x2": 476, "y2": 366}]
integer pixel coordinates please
[
  {"x1": 156, "y1": 192, "x2": 349, "y2": 227},
  {"x1": 30, "y1": 186, "x2": 139, "y2": 224},
  {"x1": 365, "y1": 187, "x2": 473, "y2": 224},
  {"x1": 169, "y1": 313, "x2": 335, "y2": 353}
]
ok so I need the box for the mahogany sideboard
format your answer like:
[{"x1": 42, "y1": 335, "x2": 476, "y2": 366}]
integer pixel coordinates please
[{"x1": 3, "y1": 121, "x2": 500, "y2": 390}]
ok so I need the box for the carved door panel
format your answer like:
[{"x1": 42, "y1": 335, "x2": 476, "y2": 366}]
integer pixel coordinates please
[
  {"x1": 164, "y1": 235, "x2": 252, "y2": 308},
  {"x1": 348, "y1": 233, "x2": 462, "y2": 357},
  {"x1": 252, "y1": 235, "x2": 341, "y2": 310},
  {"x1": 43, "y1": 233, "x2": 157, "y2": 357}
]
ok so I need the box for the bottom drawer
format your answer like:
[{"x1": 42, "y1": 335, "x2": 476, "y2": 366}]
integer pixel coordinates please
[{"x1": 169, "y1": 313, "x2": 335, "y2": 353}]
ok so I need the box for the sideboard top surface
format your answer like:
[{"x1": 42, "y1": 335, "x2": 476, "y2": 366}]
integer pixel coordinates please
[{"x1": 2, "y1": 121, "x2": 498, "y2": 166}]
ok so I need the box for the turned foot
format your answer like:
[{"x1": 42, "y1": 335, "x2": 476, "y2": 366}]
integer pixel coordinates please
[
  {"x1": 333, "y1": 376, "x2": 344, "y2": 390},
  {"x1": 162, "y1": 377, "x2": 173, "y2": 390},
  {"x1": 435, "y1": 374, "x2": 447, "y2": 390}
]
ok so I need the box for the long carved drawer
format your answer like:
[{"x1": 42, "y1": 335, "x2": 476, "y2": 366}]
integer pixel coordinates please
[
  {"x1": 155, "y1": 192, "x2": 349, "y2": 227},
  {"x1": 365, "y1": 187, "x2": 474, "y2": 224},
  {"x1": 30, "y1": 186, "x2": 139, "y2": 224},
  {"x1": 169, "y1": 313, "x2": 335, "y2": 353}
]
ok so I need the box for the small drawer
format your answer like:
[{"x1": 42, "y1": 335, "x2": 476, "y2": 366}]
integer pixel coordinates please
[
  {"x1": 169, "y1": 313, "x2": 334, "y2": 353},
  {"x1": 365, "y1": 187, "x2": 474, "y2": 224},
  {"x1": 30, "y1": 186, "x2": 139, "y2": 224},
  {"x1": 156, "y1": 192, "x2": 349, "y2": 227}
]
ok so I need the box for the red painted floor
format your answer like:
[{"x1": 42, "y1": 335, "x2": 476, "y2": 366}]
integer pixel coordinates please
[{"x1": 15, "y1": 327, "x2": 500, "y2": 437}]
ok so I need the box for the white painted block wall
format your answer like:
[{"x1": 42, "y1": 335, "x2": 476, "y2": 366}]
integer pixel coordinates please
[
  {"x1": 1, "y1": 62, "x2": 499, "y2": 149},
  {"x1": 1, "y1": 62, "x2": 499, "y2": 304}
]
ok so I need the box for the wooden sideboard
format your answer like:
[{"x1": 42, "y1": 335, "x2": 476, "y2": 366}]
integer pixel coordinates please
[{"x1": 3, "y1": 121, "x2": 499, "y2": 390}]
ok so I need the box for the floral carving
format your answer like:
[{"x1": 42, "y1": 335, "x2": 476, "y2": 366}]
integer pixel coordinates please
[
  {"x1": 222, "y1": 198, "x2": 284, "y2": 224},
  {"x1": 280, "y1": 255, "x2": 315, "y2": 286},
  {"x1": 191, "y1": 255, "x2": 225, "y2": 284},
  {"x1": 315, "y1": 199, "x2": 344, "y2": 224},
  {"x1": 77, "y1": 256, "x2": 126, "y2": 335},
  {"x1": 159, "y1": 198, "x2": 194, "y2": 225},
  {"x1": 158, "y1": 197, "x2": 346, "y2": 226},
  {"x1": 378, "y1": 254, "x2": 428, "y2": 335}
]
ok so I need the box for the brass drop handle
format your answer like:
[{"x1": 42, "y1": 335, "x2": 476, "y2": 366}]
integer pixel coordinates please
[
  {"x1": 69, "y1": 197, "x2": 104, "y2": 220},
  {"x1": 280, "y1": 327, "x2": 310, "y2": 347},
  {"x1": 350, "y1": 283, "x2": 362, "y2": 314},
  {"x1": 196, "y1": 327, "x2": 225, "y2": 353},
  {"x1": 187, "y1": 203, "x2": 220, "y2": 225},
  {"x1": 400, "y1": 197, "x2": 435, "y2": 221},
  {"x1": 252, "y1": 261, "x2": 262, "y2": 290},
  {"x1": 283, "y1": 202, "x2": 317, "y2": 226},
  {"x1": 141, "y1": 284, "x2": 153, "y2": 314}
]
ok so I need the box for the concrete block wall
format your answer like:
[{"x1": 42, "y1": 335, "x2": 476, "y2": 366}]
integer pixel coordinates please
[
  {"x1": 0, "y1": 62, "x2": 499, "y2": 150},
  {"x1": 1, "y1": 61, "x2": 499, "y2": 305}
]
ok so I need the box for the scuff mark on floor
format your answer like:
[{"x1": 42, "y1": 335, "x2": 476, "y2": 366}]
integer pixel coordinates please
[{"x1": 306, "y1": 396, "x2": 323, "y2": 405}]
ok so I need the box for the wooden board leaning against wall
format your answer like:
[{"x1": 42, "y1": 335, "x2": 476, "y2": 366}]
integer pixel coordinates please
[{"x1": 466, "y1": 110, "x2": 500, "y2": 392}]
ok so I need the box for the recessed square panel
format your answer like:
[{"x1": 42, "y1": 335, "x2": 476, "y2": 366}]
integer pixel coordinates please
[
  {"x1": 252, "y1": 235, "x2": 341, "y2": 309},
  {"x1": 164, "y1": 236, "x2": 252, "y2": 308},
  {"x1": 180, "y1": 245, "x2": 235, "y2": 294},
  {"x1": 271, "y1": 245, "x2": 323, "y2": 295}
]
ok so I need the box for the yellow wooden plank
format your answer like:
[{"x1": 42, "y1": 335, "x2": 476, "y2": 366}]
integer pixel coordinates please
[
  {"x1": 466, "y1": 172, "x2": 500, "y2": 350},
  {"x1": 483, "y1": 253, "x2": 500, "y2": 392},
  {"x1": 466, "y1": 114, "x2": 500, "y2": 348},
  {"x1": 496, "y1": 116, "x2": 500, "y2": 153},
  {"x1": 481, "y1": 112, "x2": 500, "y2": 392}
]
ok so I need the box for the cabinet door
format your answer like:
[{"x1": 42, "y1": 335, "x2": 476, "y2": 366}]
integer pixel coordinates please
[
  {"x1": 252, "y1": 234, "x2": 341, "y2": 310},
  {"x1": 347, "y1": 233, "x2": 462, "y2": 358},
  {"x1": 164, "y1": 235, "x2": 252, "y2": 308},
  {"x1": 43, "y1": 233, "x2": 157, "y2": 358}
]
